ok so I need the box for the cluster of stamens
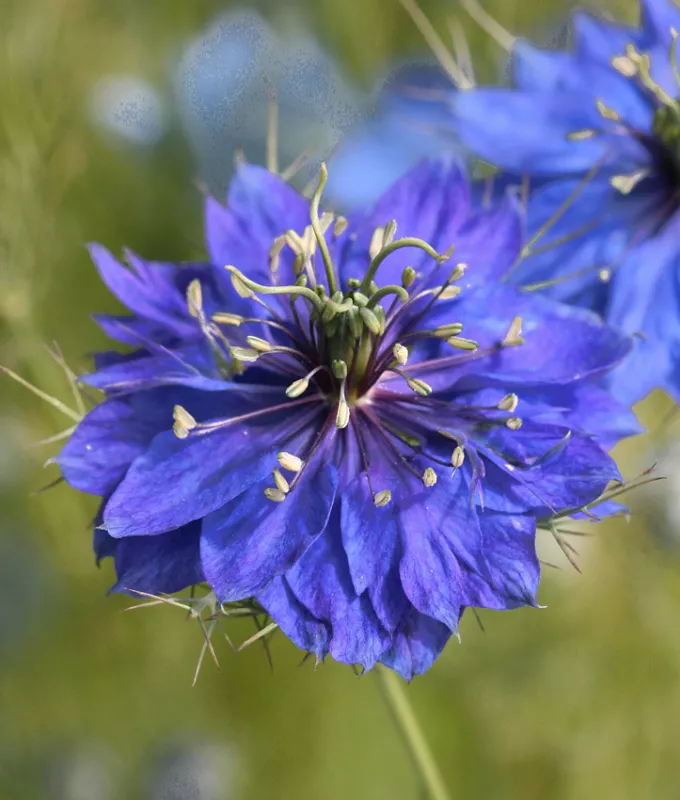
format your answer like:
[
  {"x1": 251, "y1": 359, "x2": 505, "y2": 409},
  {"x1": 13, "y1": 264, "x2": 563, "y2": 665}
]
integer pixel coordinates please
[
  {"x1": 172, "y1": 164, "x2": 526, "y2": 508},
  {"x1": 568, "y1": 28, "x2": 680, "y2": 198}
]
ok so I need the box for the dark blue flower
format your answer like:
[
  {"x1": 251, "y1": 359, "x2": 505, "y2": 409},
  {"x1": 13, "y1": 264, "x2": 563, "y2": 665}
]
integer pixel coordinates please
[
  {"x1": 58, "y1": 158, "x2": 638, "y2": 678},
  {"x1": 452, "y1": 0, "x2": 680, "y2": 404}
]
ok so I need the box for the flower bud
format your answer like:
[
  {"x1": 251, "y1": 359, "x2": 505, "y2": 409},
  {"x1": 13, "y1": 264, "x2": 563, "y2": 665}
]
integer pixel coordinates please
[
  {"x1": 401, "y1": 266, "x2": 416, "y2": 288},
  {"x1": 332, "y1": 360, "x2": 348, "y2": 380}
]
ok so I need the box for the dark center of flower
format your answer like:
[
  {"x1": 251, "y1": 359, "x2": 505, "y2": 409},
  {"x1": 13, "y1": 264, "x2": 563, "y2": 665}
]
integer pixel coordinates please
[
  {"x1": 568, "y1": 39, "x2": 680, "y2": 202},
  {"x1": 652, "y1": 102, "x2": 680, "y2": 188}
]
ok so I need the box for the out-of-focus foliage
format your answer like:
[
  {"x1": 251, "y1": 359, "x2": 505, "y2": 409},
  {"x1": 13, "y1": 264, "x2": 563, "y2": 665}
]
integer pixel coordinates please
[{"x1": 2, "y1": 0, "x2": 679, "y2": 798}]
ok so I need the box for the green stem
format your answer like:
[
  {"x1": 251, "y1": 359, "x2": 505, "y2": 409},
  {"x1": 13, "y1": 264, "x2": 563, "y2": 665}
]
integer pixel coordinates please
[
  {"x1": 225, "y1": 266, "x2": 324, "y2": 313},
  {"x1": 310, "y1": 163, "x2": 338, "y2": 296},
  {"x1": 360, "y1": 238, "x2": 443, "y2": 294},
  {"x1": 375, "y1": 664, "x2": 452, "y2": 800}
]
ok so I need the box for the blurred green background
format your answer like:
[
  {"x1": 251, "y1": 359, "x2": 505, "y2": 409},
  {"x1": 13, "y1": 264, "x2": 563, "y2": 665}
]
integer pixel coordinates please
[{"x1": 2, "y1": 0, "x2": 680, "y2": 798}]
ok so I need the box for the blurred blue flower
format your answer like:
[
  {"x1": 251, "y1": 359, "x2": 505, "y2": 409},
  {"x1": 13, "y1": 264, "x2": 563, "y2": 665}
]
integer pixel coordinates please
[
  {"x1": 174, "y1": 9, "x2": 459, "y2": 208},
  {"x1": 325, "y1": 63, "x2": 459, "y2": 208},
  {"x1": 58, "y1": 159, "x2": 638, "y2": 678},
  {"x1": 451, "y1": 0, "x2": 680, "y2": 404},
  {"x1": 89, "y1": 75, "x2": 166, "y2": 146},
  {"x1": 175, "y1": 10, "x2": 362, "y2": 196}
]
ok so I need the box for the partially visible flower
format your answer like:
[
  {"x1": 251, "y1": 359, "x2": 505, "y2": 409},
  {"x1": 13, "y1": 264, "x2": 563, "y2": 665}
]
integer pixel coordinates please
[
  {"x1": 58, "y1": 159, "x2": 638, "y2": 678},
  {"x1": 89, "y1": 75, "x2": 166, "y2": 147},
  {"x1": 451, "y1": 0, "x2": 680, "y2": 405},
  {"x1": 326, "y1": 63, "x2": 460, "y2": 208},
  {"x1": 175, "y1": 9, "x2": 361, "y2": 195}
]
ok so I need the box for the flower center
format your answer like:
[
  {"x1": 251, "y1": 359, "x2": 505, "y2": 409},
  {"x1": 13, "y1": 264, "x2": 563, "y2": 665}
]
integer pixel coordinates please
[
  {"x1": 174, "y1": 168, "x2": 527, "y2": 509},
  {"x1": 216, "y1": 164, "x2": 481, "y2": 430}
]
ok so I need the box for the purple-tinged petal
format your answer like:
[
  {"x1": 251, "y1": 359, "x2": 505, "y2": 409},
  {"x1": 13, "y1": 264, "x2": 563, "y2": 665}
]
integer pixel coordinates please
[
  {"x1": 453, "y1": 90, "x2": 614, "y2": 174},
  {"x1": 398, "y1": 477, "x2": 481, "y2": 630},
  {"x1": 201, "y1": 443, "x2": 339, "y2": 601},
  {"x1": 205, "y1": 164, "x2": 309, "y2": 287},
  {"x1": 468, "y1": 512, "x2": 539, "y2": 609},
  {"x1": 380, "y1": 610, "x2": 452, "y2": 681},
  {"x1": 454, "y1": 190, "x2": 524, "y2": 285},
  {"x1": 58, "y1": 400, "x2": 162, "y2": 496},
  {"x1": 81, "y1": 344, "x2": 222, "y2": 395},
  {"x1": 340, "y1": 473, "x2": 409, "y2": 634},
  {"x1": 416, "y1": 285, "x2": 633, "y2": 387},
  {"x1": 287, "y1": 514, "x2": 390, "y2": 671},
  {"x1": 111, "y1": 522, "x2": 203, "y2": 595},
  {"x1": 640, "y1": 0, "x2": 680, "y2": 43},
  {"x1": 479, "y1": 433, "x2": 620, "y2": 516},
  {"x1": 257, "y1": 576, "x2": 330, "y2": 662},
  {"x1": 103, "y1": 403, "x2": 323, "y2": 538},
  {"x1": 340, "y1": 158, "x2": 471, "y2": 288},
  {"x1": 58, "y1": 387, "x2": 253, "y2": 496}
]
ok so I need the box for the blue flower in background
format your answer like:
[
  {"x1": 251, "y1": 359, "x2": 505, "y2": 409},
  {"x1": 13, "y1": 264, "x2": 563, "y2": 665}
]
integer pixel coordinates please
[
  {"x1": 175, "y1": 10, "x2": 362, "y2": 197},
  {"x1": 57, "y1": 159, "x2": 638, "y2": 678},
  {"x1": 175, "y1": 8, "x2": 459, "y2": 209},
  {"x1": 452, "y1": 0, "x2": 680, "y2": 405}
]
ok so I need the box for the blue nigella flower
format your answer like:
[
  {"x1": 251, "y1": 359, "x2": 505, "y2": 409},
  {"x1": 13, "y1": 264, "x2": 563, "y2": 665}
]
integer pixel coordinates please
[
  {"x1": 57, "y1": 158, "x2": 638, "y2": 678},
  {"x1": 452, "y1": 0, "x2": 680, "y2": 405}
]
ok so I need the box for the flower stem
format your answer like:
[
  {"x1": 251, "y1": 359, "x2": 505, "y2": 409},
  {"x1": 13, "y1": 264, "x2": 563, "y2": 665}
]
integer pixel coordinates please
[{"x1": 375, "y1": 664, "x2": 452, "y2": 800}]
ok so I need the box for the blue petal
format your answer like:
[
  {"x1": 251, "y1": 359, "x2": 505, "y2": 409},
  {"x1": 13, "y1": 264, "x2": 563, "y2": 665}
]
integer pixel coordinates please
[
  {"x1": 453, "y1": 90, "x2": 613, "y2": 174},
  {"x1": 205, "y1": 164, "x2": 309, "y2": 288},
  {"x1": 326, "y1": 95, "x2": 455, "y2": 209},
  {"x1": 606, "y1": 222, "x2": 680, "y2": 403},
  {"x1": 340, "y1": 473, "x2": 409, "y2": 634},
  {"x1": 103, "y1": 402, "x2": 322, "y2": 537},
  {"x1": 416, "y1": 284, "x2": 633, "y2": 387},
  {"x1": 82, "y1": 343, "x2": 221, "y2": 395},
  {"x1": 480, "y1": 433, "x2": 620, "y2": 515},
  {"x1": 470, "y1": 512, "x2": 539, "y2": 609},
  {"x1": 201, "y1": 447, "x2": 338, "y2": 601},
  {"x1": 256, "y1": 576, "x2": 330, "y2": 662},
  {"x1": 511, "y1": 177, "x2": 653, "y2": 305},
  {"x1": 379, "y1": 610, "x2": 452, "y2": 681},
  {"x1": 640, "y1": 0, "x2": 680, "y2": 42},
  {"x1": 572, "y1": 10, "x2": 648, "y2": 62},
  {"x1": 287, "y1": 512, "x2": 390, "y2": 671},
  {"x1": 513, "y1": 40, "x2": 574, "y2": 91},
  {"x1": 111, "y1": 522, "x2": 203, "y2": 595},
  {"x1": 58, "y1": 386, "x2": 228, "y2": 496},
  {"x1": 58, "y1": 399, "x2": 161, "y2": 496},
  {"x1": 89, "y1": 246, "x2": 224, "y2": 337},
  {"x1": 560, "y1": 384, "x2": 644, "y2": 448},
  {"x1": 339, "y1": 157, "x2": 471, "y2": 288},
  {"x1": 453, "y1": 189, "x2": 524, "y2": 286},
  {"x1": 514, "y1": 39, "x2": 651, "y2": 131},
  {"x1": 398, "y1": 477, "x2": 482, "y2": 630}
]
